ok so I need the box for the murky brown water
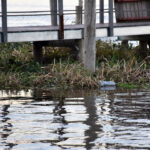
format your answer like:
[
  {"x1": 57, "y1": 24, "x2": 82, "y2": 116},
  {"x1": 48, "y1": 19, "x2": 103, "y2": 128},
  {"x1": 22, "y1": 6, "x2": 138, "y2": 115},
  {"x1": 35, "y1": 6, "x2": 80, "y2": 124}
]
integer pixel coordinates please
[{"x1": 0, "y1": 88, "x2": 150, "y2": 150}]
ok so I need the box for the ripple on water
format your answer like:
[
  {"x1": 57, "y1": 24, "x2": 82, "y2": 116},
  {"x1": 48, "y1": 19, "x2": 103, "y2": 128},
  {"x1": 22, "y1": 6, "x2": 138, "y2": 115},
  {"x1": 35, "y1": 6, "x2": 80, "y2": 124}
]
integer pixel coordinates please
[{"x1": 1, "y1": 89, "x2": 150, "y2": 149}]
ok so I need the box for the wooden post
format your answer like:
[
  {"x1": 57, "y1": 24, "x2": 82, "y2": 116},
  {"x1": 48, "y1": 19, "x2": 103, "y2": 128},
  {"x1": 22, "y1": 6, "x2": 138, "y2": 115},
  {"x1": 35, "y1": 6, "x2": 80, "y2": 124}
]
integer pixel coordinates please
[
  {"x1": 76, "y1": 6, "x2": 82, "y2": 24},
  {"x1": 139, "y1": 40, "x2": 148, "y2": 58},
  {"x1": 83, "y1": 0, "x2": 96, "y2": 72},
  {"x1": 100, "y1": 0, "x2": 104, "y2": 24},
  {"x1": 58, "y1": 0, "x2": 64, "y2": 39},
  {"x1": 79, "y1": 0, "x2": 83, "y2": 6},
  {"x1": 77, "y1": 39, "x2": 84, "y2": 62},
  {"x1": 76, "y1": 0, "x2": 83, "y2": 24},
  {"x1": 1, "y1": 0, "x2": 7, "y2": 42},
  {"x1": 50, "y1": 0, "x2": 57, "y2": 26},
  {"x1": 108, "y1": 0, "x2": 114, "y2": 36},
  {"x1": 121, "y1": 40, "x2": 128, "y2": 49},
  {"x1": 33, "y1": 42, "x2": 43, "y2": 63}
]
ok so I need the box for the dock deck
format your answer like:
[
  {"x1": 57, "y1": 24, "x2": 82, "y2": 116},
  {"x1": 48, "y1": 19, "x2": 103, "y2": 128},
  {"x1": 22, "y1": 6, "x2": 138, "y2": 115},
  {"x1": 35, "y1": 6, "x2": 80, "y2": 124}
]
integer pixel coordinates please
[{"x1": 1, "y1": 22, "x2": 150, "y2": 43}]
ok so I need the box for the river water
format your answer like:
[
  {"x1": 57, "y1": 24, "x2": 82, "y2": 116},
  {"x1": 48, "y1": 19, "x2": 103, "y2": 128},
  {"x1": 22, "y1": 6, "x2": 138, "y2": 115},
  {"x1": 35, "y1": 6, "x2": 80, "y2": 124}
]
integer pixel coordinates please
[{"x1": 0, "y1": 88, "x2": 150, "y2": 150}]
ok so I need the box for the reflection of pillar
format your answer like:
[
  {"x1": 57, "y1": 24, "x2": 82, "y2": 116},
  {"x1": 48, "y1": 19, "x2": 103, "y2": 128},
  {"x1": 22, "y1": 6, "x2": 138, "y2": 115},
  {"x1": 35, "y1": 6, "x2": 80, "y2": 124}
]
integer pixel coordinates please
[
  {"x1": 53, "y1": 98, "x2": 67, "y2": 139},
  {"x1": 32, "y1": 89, "x2": 43, "y2": 100},
  {"x1": 1, "y1": 105, "x2": 13, "y2": 149},
  {"x1": 84, "y1": 96, "x2": 100, "y2": 149}
]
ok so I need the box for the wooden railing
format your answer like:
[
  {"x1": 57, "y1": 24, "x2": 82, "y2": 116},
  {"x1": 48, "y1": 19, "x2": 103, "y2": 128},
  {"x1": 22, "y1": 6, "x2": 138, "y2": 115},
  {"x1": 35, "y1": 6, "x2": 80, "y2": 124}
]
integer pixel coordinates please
[{"x1": 0, "y1": 0, "x2": 115, "y2": 43}]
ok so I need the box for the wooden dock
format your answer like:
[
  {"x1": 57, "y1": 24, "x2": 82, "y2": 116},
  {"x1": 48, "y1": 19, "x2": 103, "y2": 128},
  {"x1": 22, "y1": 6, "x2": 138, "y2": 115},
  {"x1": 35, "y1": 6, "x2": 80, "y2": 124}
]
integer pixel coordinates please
[
  {"x1": 1, "y1": 0, "x2": 150, "y2": 43},
  {"x1": 1, "y1": 0, "x2": 150, "y2": 71}
]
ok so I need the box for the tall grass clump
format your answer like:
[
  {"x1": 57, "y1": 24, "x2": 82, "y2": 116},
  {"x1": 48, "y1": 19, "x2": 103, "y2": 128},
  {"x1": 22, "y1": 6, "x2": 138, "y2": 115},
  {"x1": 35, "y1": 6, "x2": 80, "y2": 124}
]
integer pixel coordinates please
[
  {"x1": 95, "y1": 40, "x2": 150, "y2": 87},
  {"x1": 34, "y1": 60, "x2": 98, "y2": 89},
  {"x1": 0, "y1": 40, "x2": 150, "y2": 90},
  {"x1": 0, "y1": 42, "x2": 42, "y2": 72}
]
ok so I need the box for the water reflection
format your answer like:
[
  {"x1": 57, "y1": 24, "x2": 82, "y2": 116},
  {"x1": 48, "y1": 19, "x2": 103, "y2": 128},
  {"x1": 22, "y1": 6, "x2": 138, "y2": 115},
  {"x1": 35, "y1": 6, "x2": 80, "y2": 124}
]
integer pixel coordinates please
[
  {"x1": 1, "y1": 89, "x2": 150, "y2": 149},
  {"x1": 0, "y1": 104, "x2": 13, "y2": 149}
]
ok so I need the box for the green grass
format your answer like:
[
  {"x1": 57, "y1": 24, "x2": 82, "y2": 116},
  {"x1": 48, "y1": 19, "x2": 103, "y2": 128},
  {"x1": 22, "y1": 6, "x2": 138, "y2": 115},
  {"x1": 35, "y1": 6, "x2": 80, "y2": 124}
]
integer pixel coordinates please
[{"x1": 118, "y1": 83, "x2": 139, "y2": 89}]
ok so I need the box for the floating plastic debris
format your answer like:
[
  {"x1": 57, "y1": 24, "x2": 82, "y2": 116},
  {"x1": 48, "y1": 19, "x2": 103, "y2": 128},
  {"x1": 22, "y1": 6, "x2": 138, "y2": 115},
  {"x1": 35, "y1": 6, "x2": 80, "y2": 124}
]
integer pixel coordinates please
[{"x1": 99, "y1": 81, "x2": 117, "y2": 87}]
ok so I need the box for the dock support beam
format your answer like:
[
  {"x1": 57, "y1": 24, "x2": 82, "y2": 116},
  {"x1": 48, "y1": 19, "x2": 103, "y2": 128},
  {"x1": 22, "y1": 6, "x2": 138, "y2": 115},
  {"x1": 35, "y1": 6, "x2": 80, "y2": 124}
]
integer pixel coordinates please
[
  {"x1": 139, "y1": 40, "x2": 149, "y2": 58},
  {"x1": 121, "y1": 40, "x2": 128, "y2": 49},
  {"x1": 58, "y1": 0, "x2": 64, "y2": 39},
  {"x1": 83, "y1": 0, "x2": 96, "y2": 72},
  {"x1": 108, "y1": 0, "x2": 114, "y2": 36},
  {"x1": 33, "y1": 42, "x2": 43, "y2": 63},
  {"x1": 100, "y1": 0, "x2": 104, "y2": 24},
  {"x1": 1, "y1": 0, "x2": 7, "y2": 42},
  {"x1": 50, "y1": 0, "x2": 58, "y2": 26}
]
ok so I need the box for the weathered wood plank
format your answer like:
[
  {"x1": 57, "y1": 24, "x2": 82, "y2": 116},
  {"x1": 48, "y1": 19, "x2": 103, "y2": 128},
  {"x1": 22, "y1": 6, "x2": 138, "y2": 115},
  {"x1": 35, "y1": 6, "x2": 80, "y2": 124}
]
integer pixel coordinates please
[
  {"x1": 0, "y1": 21, "x2": 150, "y2": 33},
  {"x1": 64, "y1": 30, "x2": 82, "y2": 39},
  {"x1": 114, "y1": 25, "x2": 150, "y2": 37},
  {"x1": 7, "y1": 31, "x2": 58, "y2": 42}
]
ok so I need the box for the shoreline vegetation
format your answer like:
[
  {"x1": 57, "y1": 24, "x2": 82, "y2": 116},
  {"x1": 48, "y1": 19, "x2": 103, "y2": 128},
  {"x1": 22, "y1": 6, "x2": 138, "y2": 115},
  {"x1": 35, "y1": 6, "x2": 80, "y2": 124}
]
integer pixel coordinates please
[{"x1": 0, "y1": 41, "x2": 150, "y2": 90}]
